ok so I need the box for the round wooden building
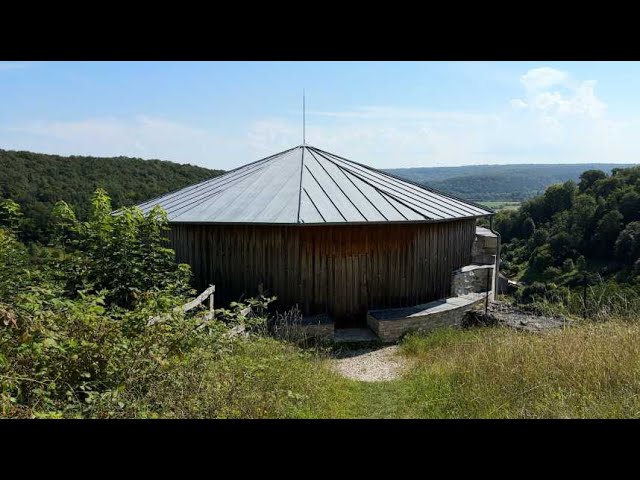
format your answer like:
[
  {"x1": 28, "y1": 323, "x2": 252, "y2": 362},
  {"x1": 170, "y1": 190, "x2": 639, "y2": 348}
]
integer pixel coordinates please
[{"x1": 137, "y1": 145, "x2": 493, "y2": 328}]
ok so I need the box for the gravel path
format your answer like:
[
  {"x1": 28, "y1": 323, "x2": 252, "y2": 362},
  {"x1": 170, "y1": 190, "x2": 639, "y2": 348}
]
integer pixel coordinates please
[{"x1": 330, "y1": 346, "x2": 407, "y2": 382}]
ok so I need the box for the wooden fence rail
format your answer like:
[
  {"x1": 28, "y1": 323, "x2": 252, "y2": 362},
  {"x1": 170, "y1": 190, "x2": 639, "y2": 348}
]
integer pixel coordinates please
[{"x1": 147, "y1": 285, "x2": 215, "y2": 326}]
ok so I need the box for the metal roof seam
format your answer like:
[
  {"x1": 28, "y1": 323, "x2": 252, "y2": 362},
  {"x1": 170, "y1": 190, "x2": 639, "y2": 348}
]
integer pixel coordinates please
[
  {"x1": 134, "y1": 146, "x2": 297, "y2": 212},
  {"x1": 309, "y1": 147, "x2": 389, "y2": 221},
  {"x1": 167, "y1": 191, "x2": 223, "y2": 220},
  {"x1": 322, "y1": 156, "x2": 450, "y2": 219},
  {"x1": 314, "y1": 148, "x2": 409, "y2": 220},
  {"x1": 157, "y1": 163, "x2": 271, "y2": 215},
  {"x1": 312, "y1": 146, "x2": 493, "y2": 215},
  {"x1": 235, "y1": 157, "x2": 304, "y2": 222},
  {"x1": 303, "y1": 188, "x2": 326, "y2": 222},
  {"x1": 303, "y1": 163, "x2": 347, "y2": 221},
  {"x1": 317, "y1": 150, "x2": 479, "y2": 218},
  {"x1": 334, "y1": 161, "x2": 459, "y2": 219},
  {"x1": 138, "y1": 153, "x2": 281, "y2": 213},
  {"x1": 306, "y1": 147, "x2": 368, "y2": 222}
]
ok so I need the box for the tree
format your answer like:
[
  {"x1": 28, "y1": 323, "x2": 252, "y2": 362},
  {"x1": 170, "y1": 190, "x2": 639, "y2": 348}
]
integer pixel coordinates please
[
  {"x1": 531, "y1": 228, "x2": 549, "y2": 248},
  {"x1": 578, "y1": 169, "x2": 607, "y2": 193},
  {"x1": 52, "y1": 189, "x2": 193, "y2": 308},
  {"x1": 494, "y1": 209, "x2": 521, "y2": 242},
  {"x1": 615, "y1": 222, "x2": 640, "y2": 263},
  {"x1": 545, "y1": 181, "x2": 577, "y2": 214},
  {"x1": 567, "y1": 194, "x2": 597, "y2": 247},
  {"x1": 618, "y1": 191, "x2": 640, "y2": 223},
  {"x1": 593, "y1": 176, "x2": 622, "y2": 198},
  {"x1": 0, "y1": 198, "x2": 23, "y2": 234},
  {"x1": 523, "y1": 217, "x2": 536, "y2": 239},
  {"x1": 594, "y1": 210, "x2": 624, "y2": 256},
  {"x1": 549, "y1": 231, "x2": 576, "y2": 262}
]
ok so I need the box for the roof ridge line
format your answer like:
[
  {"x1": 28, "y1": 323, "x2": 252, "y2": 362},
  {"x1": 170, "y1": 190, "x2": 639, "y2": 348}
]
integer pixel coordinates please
[{"x1": 296, "y1": 145, "x2": 304, "y2": 223}]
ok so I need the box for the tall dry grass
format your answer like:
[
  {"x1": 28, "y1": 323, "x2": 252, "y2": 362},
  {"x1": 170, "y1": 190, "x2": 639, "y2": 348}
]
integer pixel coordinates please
[{"x1": 399, "y1": 322, "x2": 640, "y2": 418}]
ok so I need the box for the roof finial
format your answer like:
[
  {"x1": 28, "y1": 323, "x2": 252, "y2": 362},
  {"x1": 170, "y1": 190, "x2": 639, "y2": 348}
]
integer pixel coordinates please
[{"x1": 303, "y1": 89, "x2": 306, "y2": 146}]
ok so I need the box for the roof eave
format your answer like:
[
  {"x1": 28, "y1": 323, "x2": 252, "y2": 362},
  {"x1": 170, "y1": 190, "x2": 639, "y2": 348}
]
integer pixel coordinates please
[{"x1": 167, "y1": 213, "x2": 493, "y2": 227}]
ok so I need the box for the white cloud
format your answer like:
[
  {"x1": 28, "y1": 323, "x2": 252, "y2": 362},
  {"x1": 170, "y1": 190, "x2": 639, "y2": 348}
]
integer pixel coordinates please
[
  {"x1": 245, "y1": 67, "x2": 633, "y2": 167},
  {"x1": 520, "y1": 67, "x2": 569, "y2": 91},
  {"x1": 511, "y1": 68, "x2": 607, "y2": 120}
]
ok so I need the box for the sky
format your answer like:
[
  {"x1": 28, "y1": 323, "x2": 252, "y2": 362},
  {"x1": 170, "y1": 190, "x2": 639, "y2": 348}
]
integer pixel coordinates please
[{"x1": 1, "y1": 61, "x2": 640, "y2": 170}]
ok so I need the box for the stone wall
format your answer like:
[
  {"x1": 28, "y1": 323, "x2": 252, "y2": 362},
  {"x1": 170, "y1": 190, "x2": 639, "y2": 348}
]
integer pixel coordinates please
[
  {"x1": 367, "y1": 294, "x2": 487, "y2": 341},
  {"x1": 451, "y1": 264, "x2": 494, "y2": 296},
  {"x1": 473, "y1": 227, "x2": 498, "y2": 265}
]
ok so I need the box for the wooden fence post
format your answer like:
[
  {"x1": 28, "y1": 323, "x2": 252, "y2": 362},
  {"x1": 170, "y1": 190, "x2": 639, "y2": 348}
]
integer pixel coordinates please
[{"x1": 209, "y1": 284, "x2": 215, "y2": 319}]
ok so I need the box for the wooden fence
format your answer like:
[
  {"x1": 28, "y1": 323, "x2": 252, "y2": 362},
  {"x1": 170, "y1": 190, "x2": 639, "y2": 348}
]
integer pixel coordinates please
[
  {"x1": 147, "y1": 284, "x2": 215, "y2": 326},
  {"x1": 146, "y1": 285, "x2": 248, "y2": 338}
]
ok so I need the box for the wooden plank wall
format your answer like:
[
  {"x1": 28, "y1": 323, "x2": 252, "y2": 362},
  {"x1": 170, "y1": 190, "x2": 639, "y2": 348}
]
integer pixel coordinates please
[{"x1": 168, "y1": 220, "x2": 476, "y2": 326}]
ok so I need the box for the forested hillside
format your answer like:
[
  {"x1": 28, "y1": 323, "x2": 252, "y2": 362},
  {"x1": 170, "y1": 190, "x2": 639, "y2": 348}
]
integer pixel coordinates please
[
  {"x1": 495, "y1": 166, "x2": 640, "y2": 302},
  {"x1": 0, "y1": 149, "x2": 222, "y2": 241},
  {"x1": 388, "y1": 163, "x2": 634, "y2": 202}
]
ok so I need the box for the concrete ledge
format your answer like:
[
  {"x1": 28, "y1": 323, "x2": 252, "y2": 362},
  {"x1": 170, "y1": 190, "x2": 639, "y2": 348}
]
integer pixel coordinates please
[{"x1": 367, "y1": 293, "x2": 488, "y2": 341}]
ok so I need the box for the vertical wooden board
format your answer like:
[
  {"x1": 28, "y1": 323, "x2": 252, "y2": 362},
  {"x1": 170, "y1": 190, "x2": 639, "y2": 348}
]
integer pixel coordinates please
[{"x1": 169, "y1": 220, "x2": 479, "y2": 322}]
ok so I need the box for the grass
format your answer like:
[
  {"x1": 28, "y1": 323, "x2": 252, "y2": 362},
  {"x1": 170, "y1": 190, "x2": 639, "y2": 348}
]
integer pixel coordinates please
[
  {"x1": 126, "y1": 319, "x2": 640, "y2": 419},
  {"x1": 396, "y1": 324, "x2": 640, "y2": 418},
  {"x1": 479, "y1": 201, "x2": 521, "y2": 211}
]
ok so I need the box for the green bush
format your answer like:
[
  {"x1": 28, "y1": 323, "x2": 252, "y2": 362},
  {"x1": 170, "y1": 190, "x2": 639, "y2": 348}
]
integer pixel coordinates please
[
  {"x1": 530, "y1": 245, "x2": 554, "y2": 273},
  {"x1": 517, "y1": 282, "x2": 568, "y2": 305},
  {"x1": 562, "y1": 258, "x2": 575, "y2": 273},
  {"x1": 615, "y1": 222, "x2": 640, "y2": 264},
  {"x1": 52, "y1": 189, "x2": 193, "y2": 308},
  {"x1": 0, "y1": 288, "x2": 222, "y2": 417},
  {"x1": 543, "y1": 266, "x2": 563, "y2": 281}
]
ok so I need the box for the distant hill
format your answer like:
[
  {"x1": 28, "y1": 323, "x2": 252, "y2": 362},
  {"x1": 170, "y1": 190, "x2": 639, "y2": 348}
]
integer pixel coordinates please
[
  {"x1": 4, "y1": 147, "x2": 637, "y2": 240},
  {"x1": 386, "y1": 164, "x2": 636, "y2": 202},
  {"x1": 0, "y1": 149, "x2": 223, "y2": 241}
]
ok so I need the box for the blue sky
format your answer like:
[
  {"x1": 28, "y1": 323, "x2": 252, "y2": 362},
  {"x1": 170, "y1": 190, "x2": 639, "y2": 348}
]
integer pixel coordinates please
[{"x1": 1, "y1": 61, "x2": 639, "y2": 170}]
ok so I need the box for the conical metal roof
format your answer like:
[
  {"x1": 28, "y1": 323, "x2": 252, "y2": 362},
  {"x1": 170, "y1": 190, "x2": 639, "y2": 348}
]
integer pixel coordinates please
[{"x1": 136, "y1": 145, "x2": 493, "y2": 224}]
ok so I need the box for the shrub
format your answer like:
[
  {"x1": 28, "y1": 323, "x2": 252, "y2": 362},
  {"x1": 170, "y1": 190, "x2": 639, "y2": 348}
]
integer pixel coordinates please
[
  {"x1": 531, "y1": 228, "x2": 549, "y2": 248},
  {"x1": 530, "y1": 245, "x2": 554, "y2": 273},
  {"x1": 543, "y1": 266, "x2": 563, "y2": 281},
  {"x1": 562, "y1": 258, "x2": 575, "y2": 273},
  {"x1": 517, "y1": 282, "x2": 568, "y2": 304},
  {"x1": 51, "y1": 189, "x2": 193, "y2": 308},
  {"x1": 615, "y1": 222, "x2": 640, "y2": 264},
  {"x1": 576, "y1": 255, "x2": 587, "y2": 272}
]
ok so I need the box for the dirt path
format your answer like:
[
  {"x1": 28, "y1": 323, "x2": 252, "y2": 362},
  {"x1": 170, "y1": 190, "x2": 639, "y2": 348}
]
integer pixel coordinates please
[{"x1": 330, "y1": 346, "x2": 407, "y2": 382}]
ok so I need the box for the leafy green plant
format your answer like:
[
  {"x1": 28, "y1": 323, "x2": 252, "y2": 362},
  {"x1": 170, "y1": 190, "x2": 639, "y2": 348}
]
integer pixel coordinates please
[{"x1": 51, "y1": 189, "x2": 193, "y2": 308}]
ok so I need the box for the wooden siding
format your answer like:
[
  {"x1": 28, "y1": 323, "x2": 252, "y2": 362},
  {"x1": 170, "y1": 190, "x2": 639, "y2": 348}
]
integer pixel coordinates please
[{"x1": 168, "y1": 220, "x2": 476, "y2": 327}]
